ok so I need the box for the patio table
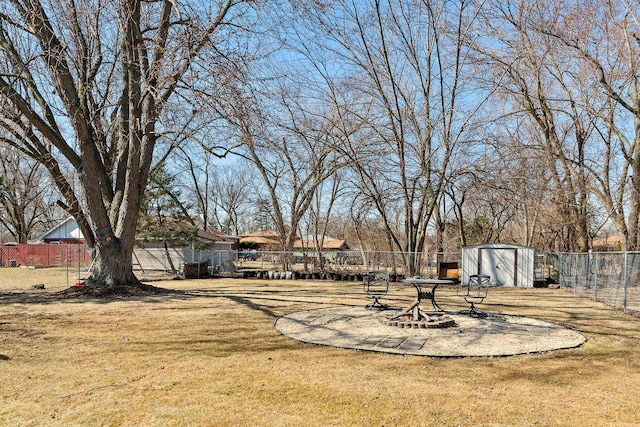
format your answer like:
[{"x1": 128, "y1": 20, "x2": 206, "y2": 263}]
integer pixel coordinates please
[{"x1": 388, "y1": 278, "x2": 453, "y2": 321}]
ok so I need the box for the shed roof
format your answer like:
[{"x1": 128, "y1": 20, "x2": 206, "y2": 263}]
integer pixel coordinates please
[
  {"x1": 38, "y1": 217, "x2": 84, "y2": 242},
  {"x1": 463, "y1": 243, "x2": 533, "y2": 250}
]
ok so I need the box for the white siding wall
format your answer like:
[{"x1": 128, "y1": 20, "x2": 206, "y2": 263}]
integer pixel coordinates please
[{"x1": 43, "y1": 218, "x2": 83, "y2": 240}]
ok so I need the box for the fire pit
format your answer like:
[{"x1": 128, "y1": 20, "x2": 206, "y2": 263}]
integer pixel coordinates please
[
  {"x1": 381, "y1": 312, "x2": 455, "y2": 329},
  {"x1": 382, "y1": 277, "x2": 457, "y2": 328}
]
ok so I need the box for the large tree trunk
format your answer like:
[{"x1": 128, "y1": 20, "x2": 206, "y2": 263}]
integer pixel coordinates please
[
  {"x1": 62, "y1": 232, "x2": 165, "y2": 297},
  {"x1": 88, "y1": 239, "x2": 140, "y2": 287}
]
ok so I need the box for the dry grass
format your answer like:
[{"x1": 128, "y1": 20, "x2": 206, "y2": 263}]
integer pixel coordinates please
[{"x1": 1, "y1": 266, "x2": 640, "y2": 426}]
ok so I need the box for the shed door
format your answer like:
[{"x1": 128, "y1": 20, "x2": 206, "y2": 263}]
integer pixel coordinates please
[{"x1": 479, "y1": 248, "x2": 516, "y2": 286}]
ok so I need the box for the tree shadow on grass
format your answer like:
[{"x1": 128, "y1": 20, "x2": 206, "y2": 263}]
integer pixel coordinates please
[
  {"x1": 223, "y1": 295, "x2": 281, "y2": 318},
  {"x1": 178, "y1": 286, "x2": 382, "y2": 316}
]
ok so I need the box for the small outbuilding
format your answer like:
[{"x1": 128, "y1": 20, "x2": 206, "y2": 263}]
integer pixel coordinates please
[
  {"x1": 461, "y1": 243, "x2": 535, "y2": 287},
  {"x1": 39, "y1": 217, "x2": 85, "y2": 244}
]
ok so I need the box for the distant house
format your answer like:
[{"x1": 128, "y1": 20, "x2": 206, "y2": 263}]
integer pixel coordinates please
[
  {"x1": 592, "y1": 235, "x2": 621, "y2": 252},
  {"x1": 39, "y1": 217, "x2": 85, "y2": 244},
  {"x1": 201, "y1": 227, "x2": 241, "y2": 251},
  {"x1": 292, "y1": 236, "x2": 351, "y2": 265},
  {"x1": 239, "y1": 230, "x2": 281, "y2": 251},
  {"x1": 240, "y1": 231, "x2": 350, "y2": 254},
  {"x1": 116, "y1": 215, "x2": 239, "y2": 251}
]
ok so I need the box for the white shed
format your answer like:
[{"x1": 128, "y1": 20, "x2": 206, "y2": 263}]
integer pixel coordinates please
[
  {"x1": 461, "y1": 243, "x2": 535, "y2": 287},
  {"x1": 39, "y1": 217, "x2": 85, "y2": 244}
]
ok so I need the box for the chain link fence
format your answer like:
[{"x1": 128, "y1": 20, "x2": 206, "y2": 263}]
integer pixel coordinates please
[
  {"x1": 236, "y1": 250, "x2": 462, "y2": 279},
  {"x1": 4, "y1": 243, "x2": 638, "y2": 314},
  {"x1": 0, "y1": 244, "x2": 90, "y2": 268},
  {"x1": 132, "y1": 247, "x2": 462, "y2": 279},
  {"x1": 554, "y1": 252, "x2": 640, "y2": 314}
]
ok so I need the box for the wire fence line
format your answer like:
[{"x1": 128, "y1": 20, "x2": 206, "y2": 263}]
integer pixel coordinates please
[
  {"x1": 554, "y1": 252, "x2": 640, "y2": 314},
  {"x1": 2, "y1": 243, "x2": 640, "y2": 313},
  {"x1": 170, "y1": 249, "x2": 640, "y2": 312},
  {"x1": 0, "y1": 244, "x2": 462, "y2": 278},
  {"x1": 182, "y1": 248, "x2": 463, "y2": 280}
]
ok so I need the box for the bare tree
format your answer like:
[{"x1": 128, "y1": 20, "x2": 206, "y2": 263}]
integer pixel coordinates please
[
  {"x1": 208, "y1": 162, "x2": 256, "y2": 235},
  {"x1": 470, "y1": 0, "x2": 602, "y2": 251},
  {"x1": 537, "y1": 1, "x2": 640, "y2": 250},
  {"x1": 0, "y1": 144, "x2": 60, "y2": 243},
  {"x1": 298, "y1": 0, "x2": 489, "y2": 273},
  {"x1": 302, "y1": 172, "x2": 345, "y2": 269},
  {"x1": 0, "y1": 0, "x2": 253, "y2": 291},
  {"x1": 229, "y1": 80, "x2": 350, "y2": 268}
]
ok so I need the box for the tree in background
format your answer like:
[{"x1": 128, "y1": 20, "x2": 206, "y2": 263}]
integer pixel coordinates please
[
  {"x1": 226, "y1": 47, "x2": 351, "y2": 267},
  {"x1": 296, "y1": 0, "x2": 490, "y2": 273},
  {"x1": 469, "y1": 0, "x2": 640, "y2": 251},
  {"x1": 0, "y1": 144, "x2": 61, "y2": 243},
  {"x1": 540, "y1": 0, "x2": 640, "y2": 250},
  {"x1": 137, "y1": 167, "x2": 198, "y2": 273},
  {"x1": 208, "y1": 162, "x2": 257, "y2": 235}
]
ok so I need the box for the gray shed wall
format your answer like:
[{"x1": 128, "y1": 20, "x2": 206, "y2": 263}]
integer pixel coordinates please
[{"x1": 462, "y1": 244, "x2": 535, "y2": 287}]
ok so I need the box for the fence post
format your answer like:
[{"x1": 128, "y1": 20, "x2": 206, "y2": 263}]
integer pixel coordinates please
[
  {"x1": 66, "y1": 245, "x2": 69, "y2": 287},
  {"x1": 594, "y1": 252, "x2": 598, "y2": 300},
  {"x1": 573, "y1": 253, "x2": 578, "y2": 294},
  {"x1": 624, "y1": 251, "x2": 628, "y2": 311}
]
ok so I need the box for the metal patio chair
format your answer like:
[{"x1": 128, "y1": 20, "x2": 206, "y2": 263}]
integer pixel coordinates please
[
  {"x1": 363, "y1": 271, "x2": 390, "y2": 309},
  {"x1": 457, "y1": 274, "x2": 490, "y2": 317}
]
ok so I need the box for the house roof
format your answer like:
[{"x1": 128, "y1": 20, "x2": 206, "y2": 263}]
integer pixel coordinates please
[
  {"x1": 592, "y1": 235, "x2": 620, "y2": 249},
  {"x1": 38, "y1": 217, "x2": 84, "y2": 242},
  {"x1": 136, "y1": 216, "x2": 240, "y2": 244},
  {"x1": 241, "y1": 230, "x2": 281, "y2": 238},
  {"x1": 40, "y1": 216, "x2": 238, "y2": 245},
  {"x1": 293, "y1": 239, "x2": 349, "y2": 250},
  {"x1": 196, "y1": 229, "x2": 221, "y2": 242},
  {"x1": 240, "y1": 236, "x2": 280, "y2": 245},
  {"x1": 202, "y1": 228, "x2": 240, "y2": 243},
  {"x1": 240, "y1": 230, "x2": 281, "y2": 245},
  {"x1": 239, "y1": 230, "x2": 350, "y2": 250}
]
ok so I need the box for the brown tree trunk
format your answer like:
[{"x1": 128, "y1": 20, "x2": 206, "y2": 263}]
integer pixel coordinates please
[{"x1": 88, "y1": 240, "x2": 140, "y2": 288}]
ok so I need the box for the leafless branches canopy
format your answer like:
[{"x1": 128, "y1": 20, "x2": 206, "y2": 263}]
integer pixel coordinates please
[{"x1": 1, "y1": 0, "x2": 640, "y2": 288}]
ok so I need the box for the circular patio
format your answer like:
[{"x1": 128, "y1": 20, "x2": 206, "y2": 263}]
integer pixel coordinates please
[{"x1": 275, "y1": 306, "x2": 586, "y2": 357}]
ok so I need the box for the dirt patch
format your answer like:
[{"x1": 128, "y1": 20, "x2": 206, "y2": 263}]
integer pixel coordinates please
[{"x1": 54, "y1": 282, "x2": 178, "y2": 299}]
